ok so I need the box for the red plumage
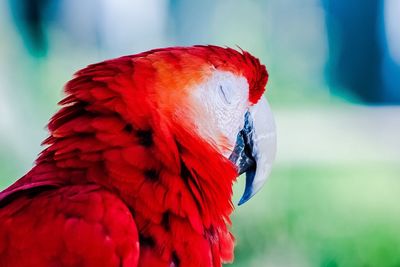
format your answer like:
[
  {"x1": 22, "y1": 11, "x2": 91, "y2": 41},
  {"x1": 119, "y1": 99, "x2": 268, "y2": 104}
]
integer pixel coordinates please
[{"x1": 0, "y1": 46, "x2": 268, "y2": 266}]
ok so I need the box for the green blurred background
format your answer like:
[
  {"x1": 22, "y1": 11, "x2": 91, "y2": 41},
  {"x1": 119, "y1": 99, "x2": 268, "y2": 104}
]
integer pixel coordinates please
[{"x1": 1, "y1": 0, "x2": 399, "y2": 266}]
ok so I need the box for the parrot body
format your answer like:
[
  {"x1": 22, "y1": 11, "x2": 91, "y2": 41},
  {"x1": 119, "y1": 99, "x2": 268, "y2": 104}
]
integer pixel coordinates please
[
  {"x1": 0, "y1": 184, "x2": 139, "y2": 266},
  {"x1": 0, "y1": 46, "x2": 274, "y2": 267}
]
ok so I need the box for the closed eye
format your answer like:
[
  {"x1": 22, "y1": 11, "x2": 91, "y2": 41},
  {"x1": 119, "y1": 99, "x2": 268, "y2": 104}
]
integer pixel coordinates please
[{"x1": 219, "y1": 85, "x2": 231, "y2": 104}]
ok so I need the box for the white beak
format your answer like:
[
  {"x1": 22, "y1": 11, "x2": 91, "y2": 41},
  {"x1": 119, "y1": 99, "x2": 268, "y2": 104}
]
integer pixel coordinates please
[
  {"x1": 229, "y1": 96, "x2": 277, "y2": 205},
  {"x1": 239, "y1": 97, "x2": 277, "y2": 204}
]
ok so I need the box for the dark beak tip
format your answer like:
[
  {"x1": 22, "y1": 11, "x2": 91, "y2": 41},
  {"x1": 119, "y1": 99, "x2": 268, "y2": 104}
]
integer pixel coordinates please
[
  {"x1": 237, "y1": 169, "x2": 256, "y2": 206},
  {"x1": 237, "y1": 197, "x2": 248, "y2": 206}
]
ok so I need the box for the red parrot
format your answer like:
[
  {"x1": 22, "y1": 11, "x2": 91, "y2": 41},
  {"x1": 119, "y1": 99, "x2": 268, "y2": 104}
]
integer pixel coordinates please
[{"x1": 0, "y1": 46, "x2": 276, "y2": 267}]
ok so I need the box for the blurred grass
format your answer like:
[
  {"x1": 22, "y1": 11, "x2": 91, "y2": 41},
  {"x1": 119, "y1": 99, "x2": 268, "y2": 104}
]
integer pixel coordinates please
[
  {"x1": 2, "y1": 160, "x2": 399, "y2": 266},
  {"x1": 232, "y1": 163, "x2": 400, "y2": 267}
]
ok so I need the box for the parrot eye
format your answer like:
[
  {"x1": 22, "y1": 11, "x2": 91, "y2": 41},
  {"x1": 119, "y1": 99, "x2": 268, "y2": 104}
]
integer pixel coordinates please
[
  {"x1": 189, "y1": 70, "x2": 249, "y2": 157},
  {"x1": 219, "y1": 85, "x2": 232, "y2": 104}
]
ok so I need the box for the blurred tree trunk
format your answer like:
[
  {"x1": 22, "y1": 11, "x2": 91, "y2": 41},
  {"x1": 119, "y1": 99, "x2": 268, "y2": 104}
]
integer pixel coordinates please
[
  {"x1": 8, "y1": 0, "x2": 54, "y2": 57},
  {"x1": 323, "y1": 0, "x2": 384, "y2": 103}
]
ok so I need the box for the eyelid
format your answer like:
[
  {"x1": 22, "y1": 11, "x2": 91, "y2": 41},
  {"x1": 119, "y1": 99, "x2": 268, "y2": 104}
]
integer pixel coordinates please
[{"x1": 219, "y1": 85, "x2": 231, "y2": 104}]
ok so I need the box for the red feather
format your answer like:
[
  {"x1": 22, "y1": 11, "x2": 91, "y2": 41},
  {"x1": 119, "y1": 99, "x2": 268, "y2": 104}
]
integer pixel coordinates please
[{"x1": 0, "y1": 46, "x2": 268, "y2": 266}]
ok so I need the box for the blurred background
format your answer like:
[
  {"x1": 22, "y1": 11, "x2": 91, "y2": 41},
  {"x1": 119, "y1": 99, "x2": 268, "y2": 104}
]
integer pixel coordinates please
[{"x1": 0, "y1": 0, "x2": 399, "y2": 266}]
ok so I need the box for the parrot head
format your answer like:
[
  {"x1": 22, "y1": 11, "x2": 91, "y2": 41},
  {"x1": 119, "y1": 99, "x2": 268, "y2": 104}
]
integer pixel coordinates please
[
  {"x1": 42, "y1": 45, "x2": 275, "y2": 213},
  {"x1": 140, "y1": 46, "x2": 277, "y2": 205}
]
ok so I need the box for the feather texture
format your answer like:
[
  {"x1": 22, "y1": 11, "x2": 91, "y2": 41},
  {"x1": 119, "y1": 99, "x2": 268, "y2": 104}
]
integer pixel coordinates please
[{"x1": 0, "y1": 46, "x2": 268, "y2": 266}]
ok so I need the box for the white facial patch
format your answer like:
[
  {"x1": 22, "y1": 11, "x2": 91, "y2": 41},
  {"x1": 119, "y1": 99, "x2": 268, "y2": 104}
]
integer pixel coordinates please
[{"x1": 190, "y1": 70, "x2": 249, "y2": 157}]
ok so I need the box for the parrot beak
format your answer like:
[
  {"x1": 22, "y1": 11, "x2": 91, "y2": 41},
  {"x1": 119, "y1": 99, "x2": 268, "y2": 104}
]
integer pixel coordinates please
[{"x1": 229, "y1": 97, "x2": 276, "y2": 205}]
